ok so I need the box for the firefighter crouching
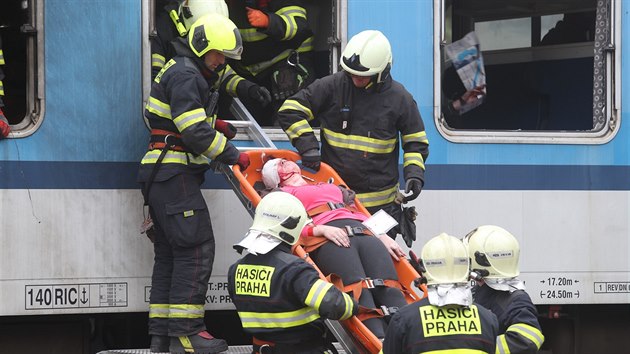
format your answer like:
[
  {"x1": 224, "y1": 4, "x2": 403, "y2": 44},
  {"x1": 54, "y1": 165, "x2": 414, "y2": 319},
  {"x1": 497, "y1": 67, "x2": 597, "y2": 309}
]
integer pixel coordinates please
[
  {"x1": 228, "y1": 192, "x2": 358, "y2": 353},
  {"x1": 463, "y1": 225, "x2": 545, "y2": 354},
  {"x1": 380, "y1": 233, "x2": 499, "y2": 353}
]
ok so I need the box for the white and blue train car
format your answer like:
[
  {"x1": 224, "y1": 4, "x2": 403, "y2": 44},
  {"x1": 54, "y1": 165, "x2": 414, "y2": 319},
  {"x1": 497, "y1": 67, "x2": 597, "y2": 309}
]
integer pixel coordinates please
[{"x1": 0, "y1": 0, "x2": 627, "y2": 353}]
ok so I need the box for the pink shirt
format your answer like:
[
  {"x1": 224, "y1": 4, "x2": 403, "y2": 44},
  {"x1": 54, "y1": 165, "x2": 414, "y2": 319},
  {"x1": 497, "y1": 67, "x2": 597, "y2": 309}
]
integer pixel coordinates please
[{"x1": 281, "y1": 183, "x2": 367, "y2": 237}]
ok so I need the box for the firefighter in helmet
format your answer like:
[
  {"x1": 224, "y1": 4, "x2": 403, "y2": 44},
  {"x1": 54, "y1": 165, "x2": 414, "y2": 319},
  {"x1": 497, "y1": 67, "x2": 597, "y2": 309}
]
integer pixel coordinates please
[
  {"x1": 381, "y1": 233, "x2": 499, "y2": 353},
  {"x1": 228, "y1": 192, "x2": 358, "y2": 353},
  {"x1": 463, "y1": 225, "x2": 545, "y2": 354},
  {"x1": 139, "y1": 13, "x2": 250, "y2": 354},
  {"x1": 276, "y1": 30, "x2": 429, "y2": 248}
]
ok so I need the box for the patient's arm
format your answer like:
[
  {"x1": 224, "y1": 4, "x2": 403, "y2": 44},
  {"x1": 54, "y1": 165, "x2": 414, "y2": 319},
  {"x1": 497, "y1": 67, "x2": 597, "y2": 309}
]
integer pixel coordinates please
[{"x1": 377, "y1": 234, "x2": 405, "y2": 261}]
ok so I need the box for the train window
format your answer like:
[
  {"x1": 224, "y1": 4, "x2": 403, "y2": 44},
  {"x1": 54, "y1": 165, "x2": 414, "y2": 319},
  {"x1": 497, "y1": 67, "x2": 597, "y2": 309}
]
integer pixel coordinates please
[
  {"x1": 437, "y1": 0, "x2": 619, "y2": 144},
  {"x1": 0, "y1": 0, "x2": 42, "y2": 138},
  {"x1": 145, "y1": 0, "x2": 343, "y2": 130}
]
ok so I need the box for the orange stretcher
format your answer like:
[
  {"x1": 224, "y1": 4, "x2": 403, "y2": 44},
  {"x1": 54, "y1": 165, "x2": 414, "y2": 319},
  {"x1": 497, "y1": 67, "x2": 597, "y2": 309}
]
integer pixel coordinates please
[{"x1": 230, "y1": 149, "x2": 427, "y2": 354}]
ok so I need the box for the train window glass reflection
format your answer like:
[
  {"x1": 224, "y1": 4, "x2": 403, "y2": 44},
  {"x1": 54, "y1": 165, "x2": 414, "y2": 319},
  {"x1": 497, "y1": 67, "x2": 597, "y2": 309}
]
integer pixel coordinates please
[
  {"x1": 0, "y1": 0, "x2": 41, "y2": 138},
  {"x1": 439, "y1": 0, "x2": 615, "y2": 143}
]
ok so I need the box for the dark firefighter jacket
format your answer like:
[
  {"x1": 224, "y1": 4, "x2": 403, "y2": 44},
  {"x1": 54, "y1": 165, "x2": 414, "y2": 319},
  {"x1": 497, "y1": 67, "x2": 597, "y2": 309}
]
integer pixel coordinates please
[
  {"x1": 474, "y1": 284, "x2": 545, "y2": 354},
  {"x1": 138, "y1": 38, "x2": 240, "y2": 183},
  {"x1": 226, "y1": 0, "x2": 314, "y2": 75},
  {"x1": 227, "y1": 245, "x2": 357, "y2": 344},
  {"x1": 276, "y1": 72, "x2": 429, "y2": 208},
  {"x1": 151, "y1": 0, "x2": 249, "y2": 97},
  {"x1": 381, "y1": 297, "x2": 499, "y2": 354}
]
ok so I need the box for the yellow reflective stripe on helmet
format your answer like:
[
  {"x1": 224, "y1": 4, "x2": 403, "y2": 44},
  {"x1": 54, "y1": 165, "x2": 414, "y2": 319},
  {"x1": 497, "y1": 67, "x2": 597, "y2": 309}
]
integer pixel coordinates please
[
  {"x1": 173, "y1": 108, "x2": 206, "y2": 131},
  {"x1": 141, "y1": 150, "x2": 209, "y2": 165},
  {"x1": 240, "y1": 28, "x2": 267, "y2": 42},
  {"x1": 149, "y1": 304, "x2": 170, "y2": 318},
  {"x1": 244, "y1": 37, "x2": 314, "y2": 75},
  {"x1": 202, "y1": 133, "x2": 227, "y2": 159},
  {"x1": 279, "y1": 99, "x2": 314, "y2": 120},
  {"x1": 0, "y1": 49, "x2": 5, "y2": 65},
  {"x1": 402, "y1": 130, "x2": 429, "y2": 145},
  {"x1": 304, "y1": 280, "x2": 332, "y2": 308},
  {"x1": 506, "y1": 323, "x2": 545, "y2": 349},
  {"x1": 496, "y1": 334, "x2": 509, "y2": 354},
  {"x1": 340, "y1": 292, "x2": 354, "y2": 320},
  {"x1": 152, "y1": 53, "x2": 165, "y2": 70},
  {"x1": 322, "y1": 128, "x2": 397, "y2": 154},
  {"x1": 356, "y1": 184, "x2": 399, "y2": 208},
  {"x1": 238, "y1": 307, "x2": 320, "y2": 328},
  {"x1": 403, "y1": 152, "x2": 425, "y2": 169},
  {"x1": 276, "y1": 6, "x2": 307, "y2": 40},
  {"x1": 169, "y1": 304, "x2": 205, "y2": 319},
  {"x1": 146, "y1": 97, "x2": 172, "y2": 119}
]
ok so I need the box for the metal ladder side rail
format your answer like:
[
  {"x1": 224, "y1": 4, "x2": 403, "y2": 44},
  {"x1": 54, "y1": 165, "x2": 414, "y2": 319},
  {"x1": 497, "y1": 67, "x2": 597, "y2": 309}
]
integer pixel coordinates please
[{"x1": 213, "y1": 99, "x2": 364, "y2": 354}]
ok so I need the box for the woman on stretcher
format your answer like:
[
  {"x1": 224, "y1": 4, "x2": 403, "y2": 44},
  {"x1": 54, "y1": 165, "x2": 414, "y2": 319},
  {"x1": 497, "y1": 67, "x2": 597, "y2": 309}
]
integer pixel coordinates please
[{"x1": 261, "y1": 157, "x2": 409, "y2": 339}]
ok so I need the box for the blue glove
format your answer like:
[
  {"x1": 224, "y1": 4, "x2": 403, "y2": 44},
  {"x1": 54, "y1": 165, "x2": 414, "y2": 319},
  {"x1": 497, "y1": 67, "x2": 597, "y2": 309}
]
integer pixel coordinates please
[
  {"x1": 403, "y1": 178, "x2": 423, "y2": 202},
  {"x1": 301, "y1": 149, "x2": 321, "y2": 171}
]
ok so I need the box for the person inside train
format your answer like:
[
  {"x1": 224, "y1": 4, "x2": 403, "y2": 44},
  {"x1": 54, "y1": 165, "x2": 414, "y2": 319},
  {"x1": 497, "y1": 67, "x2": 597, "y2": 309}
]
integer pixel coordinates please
[
  {"x1": 225, "y1": 0, "x2": 316, "y2": 126},
  {"x1": 228, "y1": 191, "x2": 358, "y2": 354},
  {"x1": 463, "y1": 225, "x2": 545, "y2": 354},
  {"x1": 152, "y1": 0, "x2": 272, "y2": 122},
  {"x1": 260, "y1": 156, "x2": 409, "y2": 339}
]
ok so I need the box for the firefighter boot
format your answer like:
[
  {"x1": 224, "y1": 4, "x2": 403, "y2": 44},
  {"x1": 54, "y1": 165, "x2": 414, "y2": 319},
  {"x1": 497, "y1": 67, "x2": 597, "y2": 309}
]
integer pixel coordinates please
[
  {"x1": 149, "y1": 335, "x2": 169, "y2": 353},
  {"x1": 169, "y1": 331, "x2": 228, "y2": 354}
]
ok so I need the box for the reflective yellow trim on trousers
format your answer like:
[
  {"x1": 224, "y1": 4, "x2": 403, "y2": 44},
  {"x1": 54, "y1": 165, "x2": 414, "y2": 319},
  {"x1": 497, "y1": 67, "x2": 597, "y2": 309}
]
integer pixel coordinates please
[
  {"x1": 141, "y1": 150, "x2": 209, "y2": 165},
  {"x1": 146, "y1": 97, "x2": 171, "y2": 119},
  {"x1": 149, "y1": 304, "x2": 170, "y2": 318},
  {"x1": 323, "y1": 128, "x2": 397, "y2": 154},
  {"x1": 0, "y1": 81, "x2": 3, "y2": 96},
  {"x1": 276, "y1": 6, "x2": 307, "y2": 40},
  {"x1": 202, "y1": 133, "x2": 227, "y2": 159},
  {"x1": 152, "y1": 53, "x2": 165, "y2": 70},
  {"x1": 0, "y1": 49, "x2": 4, "y2": 65},
  {"x1": 244, "y1": 37, "x2": 314, "y2": 75},
  {"x1": 402, "y1": 130, "x2": 428, "y2": 145},
  {"x1": 238, "y1": 307, "x2": 320, "y2": 329},
  {"x1": 174, "y1": 108, "x2": 206, "y2": 131},
  {"x1": 403, "y1": 152, "x2": 425, "y2": 169},
  {"x1": 169, "y1": 304, "x2": 205, "y2": 319},
  {"x1": 356, "y1": 184, "x2": 399, "y2": 208}
]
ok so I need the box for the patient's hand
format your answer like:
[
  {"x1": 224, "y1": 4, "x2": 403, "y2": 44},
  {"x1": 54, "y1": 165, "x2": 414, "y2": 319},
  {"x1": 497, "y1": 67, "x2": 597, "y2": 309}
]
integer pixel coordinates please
[
  {"x1": 314, "y1": 225, "x2": 350, "y2": 248},
  {"x1": 377, "y1": 235, "x2": 405, "y2": 261}
]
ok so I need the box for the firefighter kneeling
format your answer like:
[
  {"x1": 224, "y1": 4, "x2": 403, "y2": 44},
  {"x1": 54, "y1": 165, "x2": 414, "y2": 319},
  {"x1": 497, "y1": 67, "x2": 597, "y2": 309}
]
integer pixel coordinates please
[{"x1": 228, "y1": 192, "x2": 358, "y2": 354}]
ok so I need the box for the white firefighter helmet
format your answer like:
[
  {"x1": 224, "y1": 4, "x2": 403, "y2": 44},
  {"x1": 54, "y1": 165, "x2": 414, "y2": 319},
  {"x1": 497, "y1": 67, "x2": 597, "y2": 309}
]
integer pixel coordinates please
[
  {"x1": 187, "y1": 13, "x2": 243, "y2": 59},
  {"x1": 421, "y1": 233, "x2": 470, "y2": 285},
  {"x1": 180, "y1": 0, "x2": 229, "y2": 31},
  {"x1": 463, "y1": 225, "x2": 521, "y2": 280},
  {"x1": 340, "y1": 30, "x2": 393, "y2": 83},
  {"x1": 234, "y1": 192, "x2": 310, "y2": 255}
]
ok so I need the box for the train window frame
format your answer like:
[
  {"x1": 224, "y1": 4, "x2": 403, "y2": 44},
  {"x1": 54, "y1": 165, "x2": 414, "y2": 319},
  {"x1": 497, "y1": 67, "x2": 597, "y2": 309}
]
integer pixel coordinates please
[
  {"x1": 1, "y1": 0, "x2": 44, "y2": 138},
  {"x1": 433, "y1": 0, "x2": 621, "y2": 145}
]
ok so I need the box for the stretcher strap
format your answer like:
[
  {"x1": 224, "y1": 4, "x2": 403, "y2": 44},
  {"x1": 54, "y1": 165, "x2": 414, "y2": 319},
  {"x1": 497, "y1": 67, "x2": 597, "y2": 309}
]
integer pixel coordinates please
[
  {"x1": 307, "y1": 201, "x2": 360, "y2": 217},
  {"x1": 356, "y1": 305, "x2": 399, "y2": 322}
]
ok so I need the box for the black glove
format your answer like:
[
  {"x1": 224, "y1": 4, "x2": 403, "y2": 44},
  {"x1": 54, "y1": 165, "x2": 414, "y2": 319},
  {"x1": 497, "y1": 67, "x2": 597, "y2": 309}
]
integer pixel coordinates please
[
  {"x1": 403, "y1": 178, "x2": 423, "y2": 202},
  {"x1": 248, "y1": 84, "x2": 271, "y2": 107},
  {"x1": 301, "y1": 149, "x2": 321, "y2": 171}
]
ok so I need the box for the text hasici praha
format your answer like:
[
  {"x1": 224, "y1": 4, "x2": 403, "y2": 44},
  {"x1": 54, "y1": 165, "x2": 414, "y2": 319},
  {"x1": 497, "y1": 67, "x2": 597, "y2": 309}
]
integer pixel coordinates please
[
  {"x1": 235, "y1": 265, "x2": 275, "y2": 297},
  {"x1": 420, "y1": 305, "x2": 482, "y2": 337}
]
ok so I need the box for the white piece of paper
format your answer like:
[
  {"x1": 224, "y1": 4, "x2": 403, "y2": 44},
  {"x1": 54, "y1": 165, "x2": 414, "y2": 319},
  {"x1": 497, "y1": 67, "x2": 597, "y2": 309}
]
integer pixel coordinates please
[{"x1": 362, "y1": 209, "x2": 399, "y2": 235}]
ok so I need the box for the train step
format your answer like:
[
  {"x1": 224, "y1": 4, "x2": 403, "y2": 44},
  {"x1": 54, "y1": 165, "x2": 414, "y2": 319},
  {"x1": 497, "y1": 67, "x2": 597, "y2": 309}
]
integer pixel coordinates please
[{"x1": 97, "y1": 342, "x2": 348, "y2": 354}]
